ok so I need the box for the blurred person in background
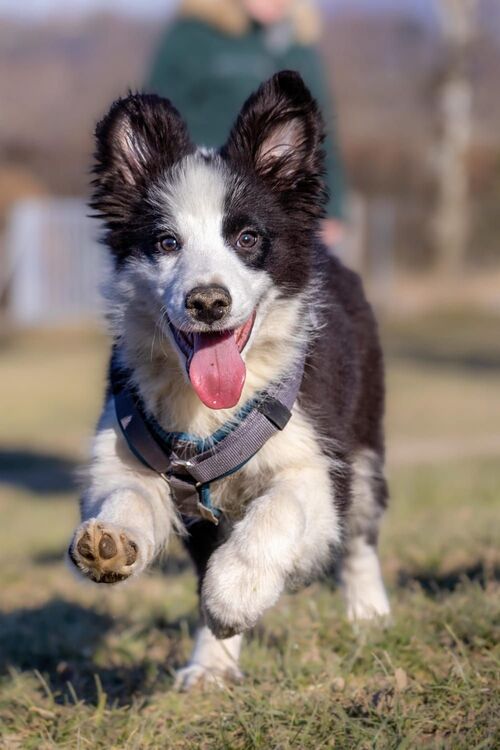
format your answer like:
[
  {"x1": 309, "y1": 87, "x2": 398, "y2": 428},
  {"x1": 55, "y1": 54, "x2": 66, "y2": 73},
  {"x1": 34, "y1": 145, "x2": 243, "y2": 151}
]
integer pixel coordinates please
[{"x1": 147, "y1": 0, "x2": 346, "y2": 247}]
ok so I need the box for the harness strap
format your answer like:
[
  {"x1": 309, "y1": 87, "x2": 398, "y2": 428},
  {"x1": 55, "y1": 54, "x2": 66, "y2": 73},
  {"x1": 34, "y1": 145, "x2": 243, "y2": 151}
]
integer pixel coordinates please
[
  {"x1": 114, "y1": 391, "x2": 170, "y2": 475},
  {"x1": 183, "y1": 364, "x2": 304, "y2": 486},
  {"x1": 111, "y1": 346, "x2": 306, "y2": 524}
]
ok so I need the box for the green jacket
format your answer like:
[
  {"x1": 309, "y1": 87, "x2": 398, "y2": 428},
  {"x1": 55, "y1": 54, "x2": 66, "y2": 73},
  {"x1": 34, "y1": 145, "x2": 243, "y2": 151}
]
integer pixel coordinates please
[{"x1": 146, "y1": 18, "x2": 346, "y2": 219}]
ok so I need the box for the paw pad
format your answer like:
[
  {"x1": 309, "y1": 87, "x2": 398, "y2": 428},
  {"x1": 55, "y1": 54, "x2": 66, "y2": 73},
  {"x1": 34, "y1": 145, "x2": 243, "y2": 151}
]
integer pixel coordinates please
[{"x1": 69, "y1": 521, "x2": 139, "y2": 583}]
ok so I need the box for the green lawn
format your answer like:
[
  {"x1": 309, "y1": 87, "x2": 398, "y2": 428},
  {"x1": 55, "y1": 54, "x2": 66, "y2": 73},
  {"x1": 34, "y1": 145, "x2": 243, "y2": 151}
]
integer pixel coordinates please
[{"x1": 0, "y1": 314, "x2": 499, "y2": 749}]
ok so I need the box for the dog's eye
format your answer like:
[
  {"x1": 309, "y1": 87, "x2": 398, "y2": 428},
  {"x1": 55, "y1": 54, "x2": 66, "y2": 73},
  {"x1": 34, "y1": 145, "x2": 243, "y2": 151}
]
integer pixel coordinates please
[
  {"x1": 236, "y1": 231, "x2": 258, "y2": 250},
  {"x1": 157, "y1": 236, "x2": 180, "y2": 252}
]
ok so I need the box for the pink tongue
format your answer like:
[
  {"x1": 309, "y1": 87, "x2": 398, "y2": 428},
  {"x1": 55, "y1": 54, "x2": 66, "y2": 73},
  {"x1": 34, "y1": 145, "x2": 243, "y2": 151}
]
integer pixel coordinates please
[{"x1": 188, "y1": 331, "x2": 246, "y2": 409}]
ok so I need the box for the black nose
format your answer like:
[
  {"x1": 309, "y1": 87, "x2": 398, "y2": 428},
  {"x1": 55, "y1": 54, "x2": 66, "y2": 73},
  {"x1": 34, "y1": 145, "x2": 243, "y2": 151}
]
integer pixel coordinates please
[{"x1": 185, "y1": 285, "x2": 232, "y2": 324}]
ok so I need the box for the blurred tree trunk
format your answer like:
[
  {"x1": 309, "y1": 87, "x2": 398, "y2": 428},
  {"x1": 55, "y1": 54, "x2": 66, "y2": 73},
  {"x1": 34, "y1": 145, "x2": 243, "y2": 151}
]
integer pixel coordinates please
[{"x1": 434, "y1": 0, "x2": 477, "y2": 275}]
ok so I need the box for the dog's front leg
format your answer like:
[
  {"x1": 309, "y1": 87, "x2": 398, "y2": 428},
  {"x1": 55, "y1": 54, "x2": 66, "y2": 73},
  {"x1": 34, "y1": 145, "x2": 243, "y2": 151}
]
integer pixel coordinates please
[
  {"x1": 68, "y1": 402, "x2": 178, "y2": 583},
  {"x1": 202, "y1": 463, "x2": 339, "y2": 637}
]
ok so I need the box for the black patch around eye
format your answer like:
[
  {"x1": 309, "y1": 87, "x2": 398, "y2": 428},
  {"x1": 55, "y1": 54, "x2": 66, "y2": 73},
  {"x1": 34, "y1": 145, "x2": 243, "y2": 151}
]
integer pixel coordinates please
[
  {"x1": 222, "y1": 210, "x2": 269, "y2": 268},
  {"x1": 223, "y1": 212, "x2": 254, "y2": 237},
  {"x1": 100, "y1": 193, "x2": 165, "y2": 266},
  {"x1": 220, "y1": 168, "x2": 314, "y2": 295},
  {"x1": 108, "y1": 217, "x2": 185, "y2": 270},
  {"x1": 237, "y1": 230, "x2": 258, "y2": 249}
]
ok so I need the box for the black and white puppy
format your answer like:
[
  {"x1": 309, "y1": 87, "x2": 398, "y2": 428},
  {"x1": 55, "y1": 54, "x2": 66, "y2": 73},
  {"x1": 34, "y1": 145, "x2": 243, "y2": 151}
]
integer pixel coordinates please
[{"x1": 69, "y1": 71, "x2": 390, "y2": 690}]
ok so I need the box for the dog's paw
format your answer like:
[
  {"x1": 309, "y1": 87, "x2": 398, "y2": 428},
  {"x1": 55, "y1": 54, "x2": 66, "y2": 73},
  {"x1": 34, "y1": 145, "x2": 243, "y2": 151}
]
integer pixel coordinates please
[
  {"x1": 174, "y1": 663, "x2": 243, "y2": 692},
  {"x1": 68, "y1": 519, "x2": 142, "y2": 584},
  {"x1": 202, "y1": 543, "x2": 283, "y2": 637},
  {"x1": 346, "y1": 584, "x2": 391, "y2": 625}
]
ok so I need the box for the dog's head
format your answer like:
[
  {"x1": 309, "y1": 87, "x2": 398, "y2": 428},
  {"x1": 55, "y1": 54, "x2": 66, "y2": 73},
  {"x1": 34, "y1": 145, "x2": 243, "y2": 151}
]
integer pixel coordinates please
[{"x1": 92, "y1": 71, "x2": 326, "y2": 410}]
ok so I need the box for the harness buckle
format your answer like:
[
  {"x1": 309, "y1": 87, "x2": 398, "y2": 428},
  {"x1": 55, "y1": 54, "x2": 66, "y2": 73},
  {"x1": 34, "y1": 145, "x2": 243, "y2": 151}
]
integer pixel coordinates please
[
  {"x1": 196, "y1": 501, "x2": 220, "y2": 525},
  {"x1": 162, "y1": 471, "x2": 220, "y2": 526},
  {"x1": 256, "y1": 395, "x2": 291, "y2": 430},
  {"x1": 168, "y1": 457, "x2": 194, "y2": 472}
]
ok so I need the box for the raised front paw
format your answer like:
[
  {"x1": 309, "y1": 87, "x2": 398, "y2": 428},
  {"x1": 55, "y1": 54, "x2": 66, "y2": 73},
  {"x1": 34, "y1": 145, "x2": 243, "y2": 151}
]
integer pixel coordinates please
[
  {"x1": 201, "y1": 544, "x2": 284, "y2": 638},
  {"x1": 68, "y1": 519, "x2": 142, "y2": 584}
]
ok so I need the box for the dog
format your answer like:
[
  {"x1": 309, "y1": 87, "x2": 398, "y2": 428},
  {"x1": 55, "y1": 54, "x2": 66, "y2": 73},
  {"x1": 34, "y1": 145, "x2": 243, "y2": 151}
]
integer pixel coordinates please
[{"x1": 68, "y1": 70, "x2": 390, "y2": 690}]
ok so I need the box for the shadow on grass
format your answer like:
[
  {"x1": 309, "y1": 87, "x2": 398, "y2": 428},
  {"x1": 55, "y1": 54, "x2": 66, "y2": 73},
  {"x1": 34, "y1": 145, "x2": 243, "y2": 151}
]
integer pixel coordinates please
[
  {"x1": 30, "y1": 548, "x2": 193, "y2": 576},
  {"x1": 0, "y1": 449, "x2": 77, "y2": 496},
  {"x1": 386, "y1": 345, "x2": 500, "y2": 372},
  {"x1": 398, "y1": 560, "x2": 500, "y2": 597},
  {"x1": 0, "y1": 598, "x2": 194, "y2": 705},
  {"x1": 31, "y1": 549, "x2": 69, "y2": 565}
]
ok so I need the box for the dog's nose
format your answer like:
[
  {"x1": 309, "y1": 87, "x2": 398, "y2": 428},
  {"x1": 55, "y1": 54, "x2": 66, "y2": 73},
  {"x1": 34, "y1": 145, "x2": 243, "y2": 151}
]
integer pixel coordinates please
[{"x1": 185, "y1": 285, "x2": 232, "y2": 324}]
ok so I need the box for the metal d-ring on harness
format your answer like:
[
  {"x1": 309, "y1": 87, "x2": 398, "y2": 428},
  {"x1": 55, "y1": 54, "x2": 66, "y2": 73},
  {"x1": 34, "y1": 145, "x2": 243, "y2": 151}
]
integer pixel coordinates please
[{"x1": 110, "y1": 346, "x2": 306, "y2": 525}]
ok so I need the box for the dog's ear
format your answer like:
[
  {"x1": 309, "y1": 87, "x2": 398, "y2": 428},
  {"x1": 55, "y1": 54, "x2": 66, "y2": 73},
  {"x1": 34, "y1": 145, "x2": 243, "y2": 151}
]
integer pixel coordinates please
[
  {"x1": 91, "y1": 93, "x2": 194, "y2": 221},
  {"x1": 222, "y1": 71, "x2": 326, "y2": 205}
]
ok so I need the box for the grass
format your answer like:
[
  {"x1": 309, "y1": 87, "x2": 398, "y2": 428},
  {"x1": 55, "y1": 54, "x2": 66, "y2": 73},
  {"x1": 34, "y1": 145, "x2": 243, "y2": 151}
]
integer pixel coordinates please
[{"x1": 0, "y1": 312, "x2": 499, "y2": 749}]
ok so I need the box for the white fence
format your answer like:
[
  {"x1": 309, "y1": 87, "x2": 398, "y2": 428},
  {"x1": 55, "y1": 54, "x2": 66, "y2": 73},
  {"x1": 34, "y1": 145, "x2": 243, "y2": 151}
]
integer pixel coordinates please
[
  {"x1": 3, "y1": 194, "x2": 398, "y2": 327},
  {"x1": 5, "y1": 197, "x2": 108, "y2": 326}
]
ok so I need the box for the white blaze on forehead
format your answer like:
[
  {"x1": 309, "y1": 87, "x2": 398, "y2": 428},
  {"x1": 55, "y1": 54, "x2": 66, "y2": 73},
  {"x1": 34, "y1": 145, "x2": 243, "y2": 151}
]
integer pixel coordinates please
[
  {"x1": 147, "y1": 151, "x2": 272, "y2": 333},
  {"x1": 153, "y1": 152, "x2": 227, "y2": 240}
]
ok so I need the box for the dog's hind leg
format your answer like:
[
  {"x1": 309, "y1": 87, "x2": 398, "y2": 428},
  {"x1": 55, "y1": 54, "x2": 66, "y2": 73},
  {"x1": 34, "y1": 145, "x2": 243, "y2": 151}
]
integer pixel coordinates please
[
  {"x1": 68, "y1": 401, "x2": 178, "y2": 583},
  {"x1": 340, "y1": 448, "x2": 390, "y2": 622},
  {"x1": 175, "y1": 625, "x2": 243, "y2": 691},
  {"x1": 175, "y1": 519, "x2": 244, "y2": 691}
]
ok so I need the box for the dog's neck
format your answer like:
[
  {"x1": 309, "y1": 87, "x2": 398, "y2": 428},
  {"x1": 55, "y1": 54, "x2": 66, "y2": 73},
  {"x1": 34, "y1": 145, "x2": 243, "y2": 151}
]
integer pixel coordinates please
[{"x1": 113, "y1": 292, "x2": 311, "y2": 440}]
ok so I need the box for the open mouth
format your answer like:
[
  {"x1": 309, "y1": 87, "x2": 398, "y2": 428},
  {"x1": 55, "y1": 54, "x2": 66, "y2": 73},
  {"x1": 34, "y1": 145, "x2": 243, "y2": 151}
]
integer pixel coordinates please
[{"x1": 169, "y1": 312, "x2": 256, "y2": 410}]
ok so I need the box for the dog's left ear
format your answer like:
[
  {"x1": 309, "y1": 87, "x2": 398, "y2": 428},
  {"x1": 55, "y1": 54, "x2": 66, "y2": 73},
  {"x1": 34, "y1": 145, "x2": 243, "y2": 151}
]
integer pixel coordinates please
[{"x1": 222, "y1": 71, "x2": 326, "y2": 206}]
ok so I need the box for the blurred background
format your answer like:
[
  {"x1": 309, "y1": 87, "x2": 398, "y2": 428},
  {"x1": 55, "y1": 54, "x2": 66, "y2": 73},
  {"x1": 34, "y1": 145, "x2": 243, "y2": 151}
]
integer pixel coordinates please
[
  {"x1": 2, "y1": 0, "x2": 500, "y2": 323},
  {"x1": 0, "y1": 0, "x2": 499, "y2": 742}
]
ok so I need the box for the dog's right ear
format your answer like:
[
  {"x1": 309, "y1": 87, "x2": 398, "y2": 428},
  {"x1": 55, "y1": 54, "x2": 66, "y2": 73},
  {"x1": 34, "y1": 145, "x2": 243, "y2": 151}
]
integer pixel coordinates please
[{"x1": 91, "y1": 93, "x2": 194, "y2": 222}]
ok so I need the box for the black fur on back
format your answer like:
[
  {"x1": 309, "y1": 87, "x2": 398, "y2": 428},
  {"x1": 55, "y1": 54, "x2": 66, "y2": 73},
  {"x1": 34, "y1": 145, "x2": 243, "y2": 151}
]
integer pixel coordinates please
[{"x1": 300, "y1": 250, "x2": 386, "y2": 515}]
